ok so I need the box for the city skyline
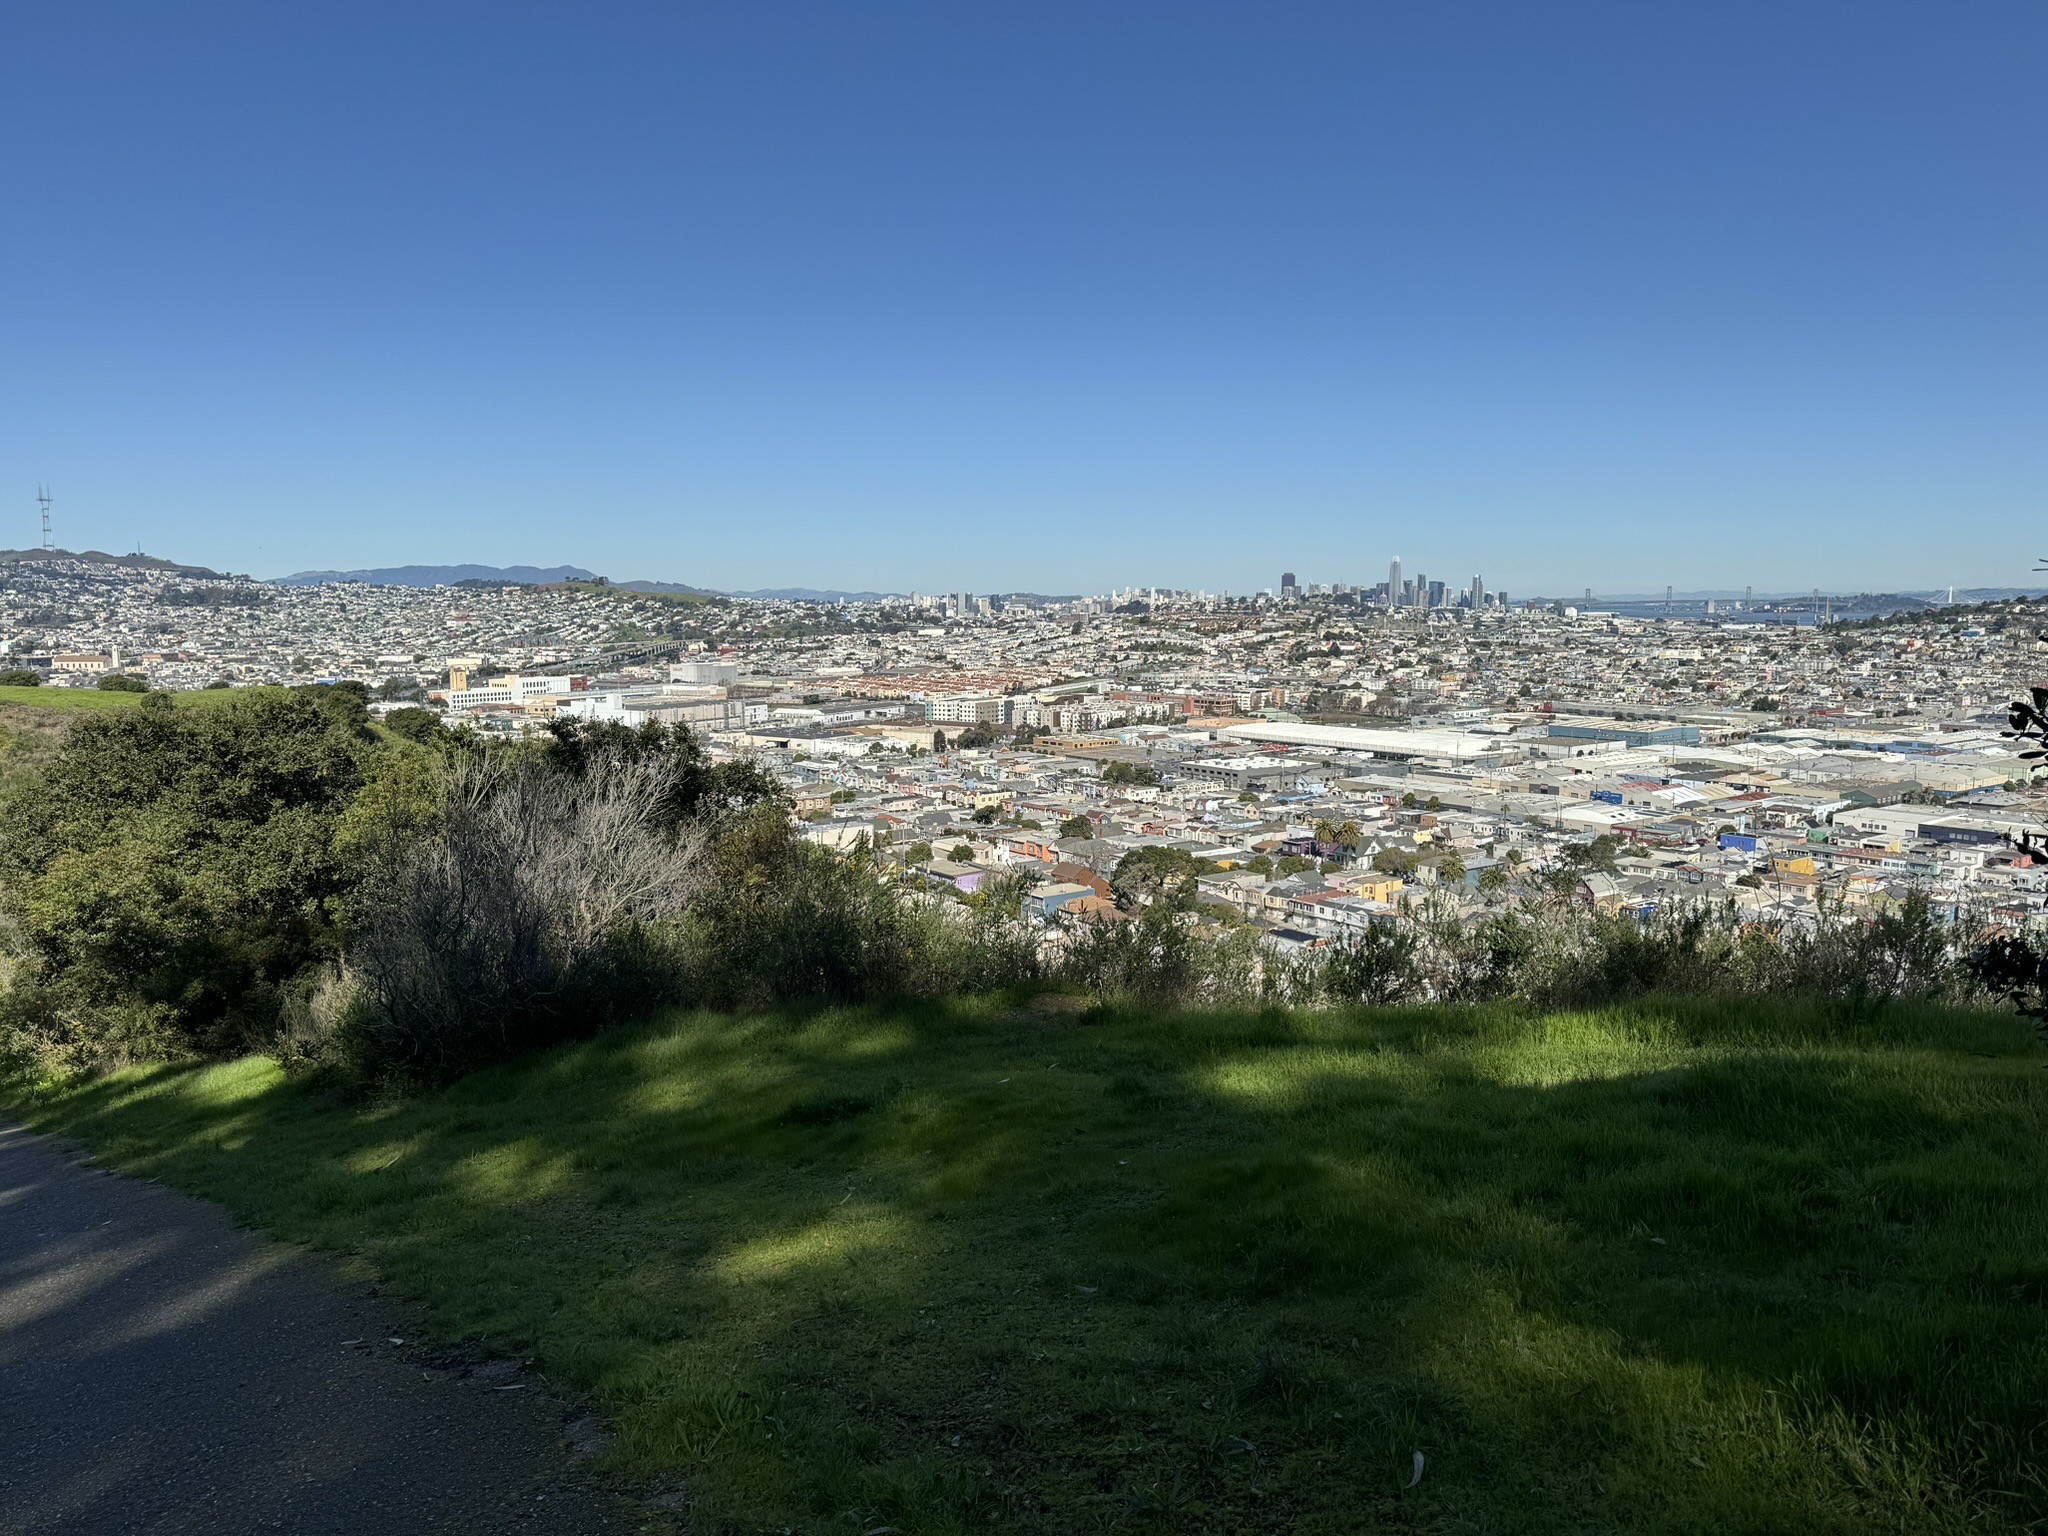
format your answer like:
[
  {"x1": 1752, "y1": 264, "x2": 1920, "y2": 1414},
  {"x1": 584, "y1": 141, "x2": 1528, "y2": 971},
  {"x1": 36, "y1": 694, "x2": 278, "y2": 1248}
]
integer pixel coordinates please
[{"x1": 5, "y1": 518, "x2": 2040, "y2": 608}]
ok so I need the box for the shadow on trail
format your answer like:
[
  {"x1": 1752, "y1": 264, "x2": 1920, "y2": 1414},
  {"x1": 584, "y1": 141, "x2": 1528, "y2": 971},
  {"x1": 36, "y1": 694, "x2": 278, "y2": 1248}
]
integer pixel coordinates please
[{"x1": 0, "y1": 1125, "x2": 624, "y2": 1536}]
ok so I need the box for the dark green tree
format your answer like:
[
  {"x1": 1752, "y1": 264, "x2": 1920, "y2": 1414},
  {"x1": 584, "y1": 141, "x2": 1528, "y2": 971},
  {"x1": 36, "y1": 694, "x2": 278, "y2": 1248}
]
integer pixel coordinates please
[
  {"x1": 1110, "y1": 845, "x2": 1202, "y2": 912},
  {"x1": 0, "y1": 689, "x2": 376, "y2": 1059},
  {"x1": 381, "y1": 707, "x2": 448, "y2": 746},
  {"x1": 1563, "y1": 833, "x2": 1623, "y2": 874},
  {"x1": 541, "y1": 718, "x2": 784, "y2": 828}
]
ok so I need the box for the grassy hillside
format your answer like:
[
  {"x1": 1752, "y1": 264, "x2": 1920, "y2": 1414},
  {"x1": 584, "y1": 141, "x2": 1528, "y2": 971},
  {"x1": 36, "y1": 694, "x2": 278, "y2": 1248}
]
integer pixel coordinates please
[
  {"x1": 0, "y1": 686, "x2": 290, "y2": 779},
  {"x1": 9, "y1": 997, "x2": 2048, "y2": 1533},
  {"x1": 0, "y1": 684, "x2": 157, "y2": 712},
  {"x1": 0, "y1": 683, "x2": 282, "y2": 712}
]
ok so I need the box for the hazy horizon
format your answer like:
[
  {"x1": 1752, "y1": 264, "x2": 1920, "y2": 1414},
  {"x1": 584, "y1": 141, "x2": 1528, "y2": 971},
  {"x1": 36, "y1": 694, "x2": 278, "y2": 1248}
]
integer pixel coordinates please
[{"x1": 4, "y1": 3, "x2": 2042, "y2": 596}]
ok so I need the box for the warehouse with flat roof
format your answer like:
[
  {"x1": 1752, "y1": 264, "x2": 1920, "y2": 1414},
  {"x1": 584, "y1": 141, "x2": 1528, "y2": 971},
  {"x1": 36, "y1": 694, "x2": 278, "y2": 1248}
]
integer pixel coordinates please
[{"x1": 1217, "y1": 721, "x2": 1515, "y2": 763}]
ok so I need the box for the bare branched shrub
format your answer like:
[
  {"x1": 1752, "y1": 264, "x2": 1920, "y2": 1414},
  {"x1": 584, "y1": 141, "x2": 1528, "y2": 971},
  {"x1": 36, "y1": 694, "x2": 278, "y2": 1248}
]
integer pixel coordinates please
[{"x1": 346, "y1": 755, "x2": 706, "y2": 1079}]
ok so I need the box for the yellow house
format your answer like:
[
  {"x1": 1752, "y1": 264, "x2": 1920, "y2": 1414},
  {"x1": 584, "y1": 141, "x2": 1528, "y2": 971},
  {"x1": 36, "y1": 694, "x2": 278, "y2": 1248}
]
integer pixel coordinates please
[{"x1": 1348, "y1": 876, "x2": 1406, "y2": 903}]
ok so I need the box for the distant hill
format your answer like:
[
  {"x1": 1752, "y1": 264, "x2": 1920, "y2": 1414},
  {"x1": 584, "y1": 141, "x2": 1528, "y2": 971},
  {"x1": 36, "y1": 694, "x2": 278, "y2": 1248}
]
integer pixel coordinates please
[
  {"x1": 270, "y1": 568, "x2": 910, "y2": 600},
  {"x1": 0, "y1": 547, "x2": 225, "y2": 577},
  {"x1": 617, "y1": 579, "x2": 725, "y2": 598},
  {"x1": 272, "y1": 564, "x2": 599, "y2": 587},
  {"x1": 723, "y1": 587, "x2": 908, "y2": 602}
]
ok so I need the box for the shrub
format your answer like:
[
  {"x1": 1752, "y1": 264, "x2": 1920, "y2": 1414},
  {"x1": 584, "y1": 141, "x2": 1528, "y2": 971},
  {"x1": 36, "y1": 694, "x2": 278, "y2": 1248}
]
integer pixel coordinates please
[
  {"x1": 0, "y1": 689, "x2": 372, "y2": 1067},
  {"x1": 1511, "y1": 891, "x2": 1964, "y2": 1009},
  {"x1": 1059, "y1": 907, "x2": 1265, "y2": 1010},
  {"x1": 541, "y1": 717, "x2": 785, "y2": 827},
  {"x1": 345, "y1": 754, "x2": 706, "y2": 1080},
  {"x1": 271, "y1": 962, "x2": 375, "y2": 1073},
  {"x1": 1967, "y1": 931, "x2": 2048, "y2": 1023},
  {"x1": 681, "y1": 807, "x2": 948, "y2": 1011},
  {"x1": 0, "y1": 669, "x2": 41, "y2": 687},
  {"x1": 955, "y1": 867, "x2": 1046, "y2": 993},
  {"x1": 95, "y1": 673, "x2": 148, "y2": 692},
  {"x1": 1316, "y1": 923, "x2": 1423, "y2": 1005},
  {"x1": 381, "y1": 707, "x2": 447, "y2": 745},
  {"x1": 1110, "y1": 846, "x2": 1201, "y2": 912}
]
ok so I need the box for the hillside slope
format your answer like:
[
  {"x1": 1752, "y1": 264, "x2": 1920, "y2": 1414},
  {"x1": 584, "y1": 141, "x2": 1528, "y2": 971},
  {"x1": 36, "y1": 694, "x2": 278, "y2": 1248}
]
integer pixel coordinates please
[{"x1": 9, "y1": 997, "x2": 2047, "y2": 1533}]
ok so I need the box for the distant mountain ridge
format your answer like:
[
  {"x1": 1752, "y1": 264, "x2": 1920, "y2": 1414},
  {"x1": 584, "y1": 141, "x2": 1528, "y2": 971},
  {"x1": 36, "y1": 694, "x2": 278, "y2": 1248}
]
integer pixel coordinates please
[{"x1": 273, "y1": 564, "x2": 599, "y2": 587}]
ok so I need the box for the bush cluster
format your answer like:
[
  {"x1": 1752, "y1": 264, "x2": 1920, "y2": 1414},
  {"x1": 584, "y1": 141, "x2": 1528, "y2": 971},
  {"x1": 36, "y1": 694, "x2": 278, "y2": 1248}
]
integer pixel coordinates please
[
  {"x1": 1294, "y1": 888, "x2": 1970, "y2": 1012},
  {"x1": 0, "y1": 688, "x2": 370, "y2": 1070},
  {"x1": 0, "y1": 692, "x2": 2035, "y2": 1087}
]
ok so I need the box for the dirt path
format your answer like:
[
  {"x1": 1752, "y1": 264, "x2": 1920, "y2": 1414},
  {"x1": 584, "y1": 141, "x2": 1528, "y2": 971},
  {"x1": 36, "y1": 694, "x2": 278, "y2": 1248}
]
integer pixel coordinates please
[{"x1": 0, "y1": 1124, "x2": 636, "y2": 1535}]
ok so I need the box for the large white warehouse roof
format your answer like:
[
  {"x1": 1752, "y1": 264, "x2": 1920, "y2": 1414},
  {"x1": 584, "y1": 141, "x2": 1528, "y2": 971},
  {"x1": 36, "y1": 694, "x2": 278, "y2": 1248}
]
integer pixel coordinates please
[{"x1": 1218, "y1": 722, "x2": 1512, "y2": 761}]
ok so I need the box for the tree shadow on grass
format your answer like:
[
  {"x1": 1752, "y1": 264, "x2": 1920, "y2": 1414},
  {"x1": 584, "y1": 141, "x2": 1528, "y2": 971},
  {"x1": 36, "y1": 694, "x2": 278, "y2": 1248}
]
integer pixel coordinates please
[{"x1": 12, "y1": 995, "x2": 2048, "y2": 1534}]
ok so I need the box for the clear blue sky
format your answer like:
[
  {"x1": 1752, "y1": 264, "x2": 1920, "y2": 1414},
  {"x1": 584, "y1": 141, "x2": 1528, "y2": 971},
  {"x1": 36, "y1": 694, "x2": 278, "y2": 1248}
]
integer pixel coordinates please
[{"x1": 2, "y1": 3, "x2": 2041, "y2": 596}]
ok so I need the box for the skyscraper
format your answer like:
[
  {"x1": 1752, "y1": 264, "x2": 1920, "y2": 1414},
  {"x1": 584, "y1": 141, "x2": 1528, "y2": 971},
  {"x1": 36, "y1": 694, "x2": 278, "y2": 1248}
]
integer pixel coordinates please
[
  {"x1": 1471, "y1": 574, "x2": 1484, "y2": 608},
  {"x1": 1388, "y1": 556, "x2": 1401, "y2": 609}
]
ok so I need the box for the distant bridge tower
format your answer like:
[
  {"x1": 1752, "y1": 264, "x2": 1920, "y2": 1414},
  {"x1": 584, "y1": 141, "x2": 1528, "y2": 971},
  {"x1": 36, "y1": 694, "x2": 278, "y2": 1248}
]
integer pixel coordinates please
[
  {"x1": 1744, "y1": 584, "x2": 1752, "y2": 610},
  {"x1": 37, "y1": 485, "x2": 52, "y2": 550},
  {"x1": 1664, "y1": 584, "x2": 1673, "y2": 615}
]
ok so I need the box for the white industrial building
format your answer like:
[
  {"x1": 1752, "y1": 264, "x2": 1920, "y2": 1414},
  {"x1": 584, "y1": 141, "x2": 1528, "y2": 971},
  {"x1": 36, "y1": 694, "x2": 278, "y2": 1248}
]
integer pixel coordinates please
[{"x1": 1218, "y1": 721, "x2": 1518, "y2": 763}]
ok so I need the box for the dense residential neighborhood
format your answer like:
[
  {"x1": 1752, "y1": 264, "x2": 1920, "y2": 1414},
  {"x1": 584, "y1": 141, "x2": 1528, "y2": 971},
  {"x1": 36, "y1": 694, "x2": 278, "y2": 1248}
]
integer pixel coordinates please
[{"x1": 4, "y1": 549, "x2": 2043, "y2": 945}]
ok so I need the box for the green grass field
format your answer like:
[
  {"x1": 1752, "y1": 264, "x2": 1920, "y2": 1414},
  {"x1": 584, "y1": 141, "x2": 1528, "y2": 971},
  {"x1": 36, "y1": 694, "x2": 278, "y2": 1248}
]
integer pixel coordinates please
[
  {"x1": 0, "y1": 683, "x2": 156, "y2": 711},
  {"x1": 10, "y1": 997, "x2": 2048, "y2": 1533},
  {"x1": 0, "y1": 683, "x2": 282, "y2": 712}
]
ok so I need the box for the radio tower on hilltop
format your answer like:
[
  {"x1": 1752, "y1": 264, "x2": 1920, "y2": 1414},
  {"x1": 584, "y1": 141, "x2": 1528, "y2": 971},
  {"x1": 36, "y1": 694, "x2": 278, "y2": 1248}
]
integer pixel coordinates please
[{"x1": 37, "y1": 485, "x2": 53, "y2": 551}]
